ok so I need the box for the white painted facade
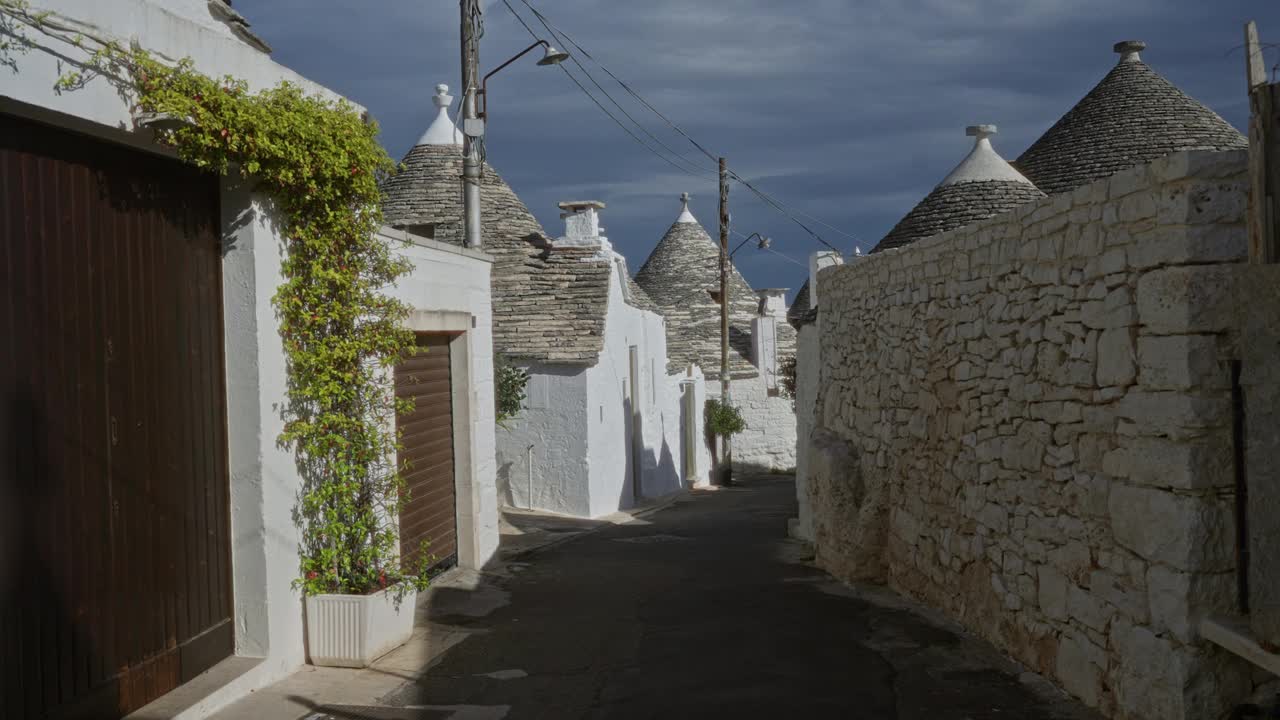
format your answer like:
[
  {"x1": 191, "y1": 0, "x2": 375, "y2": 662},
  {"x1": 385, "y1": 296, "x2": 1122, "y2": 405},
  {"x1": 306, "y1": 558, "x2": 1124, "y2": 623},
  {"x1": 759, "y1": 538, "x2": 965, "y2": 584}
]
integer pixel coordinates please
[
  {"x1": 387, "y1": 229, "x2": 501, "y2": 570},
  {"x1": 584, "y1": 253, "x2": 682, "y2": 517},
  {"x1": 706, "y1": 372, "x2": 797, "y2": 471},
  {"x1": 495, "y1": 204, "x2": 704, "y2": 518},
  {"x1": 668, "y1": 365, "x2": 713, "y2": 488},
  {"x1": 1, "y1": 2, "x2": 499, "y2": 715}
]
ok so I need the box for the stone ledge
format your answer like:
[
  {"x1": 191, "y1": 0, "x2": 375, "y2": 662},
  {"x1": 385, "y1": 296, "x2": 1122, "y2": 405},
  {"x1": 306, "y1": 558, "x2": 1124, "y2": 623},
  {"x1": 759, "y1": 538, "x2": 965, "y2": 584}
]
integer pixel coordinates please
[{"x1": 1200, "y1": 615, "x2": 1280, "y2": 677}]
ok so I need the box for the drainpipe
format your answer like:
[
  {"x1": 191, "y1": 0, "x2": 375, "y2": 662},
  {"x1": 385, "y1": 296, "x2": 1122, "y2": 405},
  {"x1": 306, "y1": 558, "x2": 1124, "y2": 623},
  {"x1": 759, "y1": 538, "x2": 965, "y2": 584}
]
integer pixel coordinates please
[{"x1": 526, "y1": 443, "x2": 535, "y2": 510}]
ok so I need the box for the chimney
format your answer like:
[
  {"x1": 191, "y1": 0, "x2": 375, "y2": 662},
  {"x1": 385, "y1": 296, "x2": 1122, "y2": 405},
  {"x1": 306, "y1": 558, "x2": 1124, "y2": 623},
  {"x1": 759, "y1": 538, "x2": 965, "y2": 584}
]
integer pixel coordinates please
[
  {"x1": 808, "y1": 250, "x2": 844, "y2": 309},
  {"x1": 1114, "y1": 40, "x2": 1145, "y2": 64},
  {"x1": 755, "y1": 288, "x2": 788, "y2": 319},
  {"x1": 555, "y1": 200, "x2": 608, "y2": 248}
]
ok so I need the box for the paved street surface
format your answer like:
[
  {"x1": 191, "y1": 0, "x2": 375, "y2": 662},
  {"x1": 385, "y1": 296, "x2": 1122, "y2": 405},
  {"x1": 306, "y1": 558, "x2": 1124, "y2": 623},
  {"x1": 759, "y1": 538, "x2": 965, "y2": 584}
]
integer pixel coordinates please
[{"x1": 371, "y1": 475, "x2": 1098, "y2": 720}]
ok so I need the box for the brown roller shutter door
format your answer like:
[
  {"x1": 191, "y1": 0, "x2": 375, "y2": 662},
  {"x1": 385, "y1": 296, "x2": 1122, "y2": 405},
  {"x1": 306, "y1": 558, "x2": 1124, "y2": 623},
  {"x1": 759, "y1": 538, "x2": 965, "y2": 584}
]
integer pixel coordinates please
[{"x1": 395, "y1": 333, "x2": 458, "y2": 573}]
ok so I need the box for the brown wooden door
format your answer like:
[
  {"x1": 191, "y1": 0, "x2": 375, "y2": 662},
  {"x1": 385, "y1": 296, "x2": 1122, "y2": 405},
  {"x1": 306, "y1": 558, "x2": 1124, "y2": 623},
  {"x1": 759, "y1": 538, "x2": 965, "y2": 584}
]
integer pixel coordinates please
[
  {"x1": 395, "y1": 334, "x2": 458, "y2": 573},
  {"x1": 0, "y1": 113, "x2": 233, "y2": 720}
]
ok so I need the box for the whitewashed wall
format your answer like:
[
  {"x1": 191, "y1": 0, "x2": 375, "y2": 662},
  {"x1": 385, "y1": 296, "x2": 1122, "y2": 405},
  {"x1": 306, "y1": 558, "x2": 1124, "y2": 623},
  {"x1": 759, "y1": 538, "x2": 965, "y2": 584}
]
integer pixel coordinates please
[
  {"x1": 669, "y1": 366, "x2": 712, "y2": 487},
  {"x1": 585, "y1": 261, "x2": 683, "y2": 517},
  {"x1": 387, "y1": 230, "x2": 500, "y2": 569},
  {"x1": 707, "y1": 375, "x2": 797, "y2": 471},
  {"x1": 495, "y1": 365, "x2": 590, "y2": 516}
]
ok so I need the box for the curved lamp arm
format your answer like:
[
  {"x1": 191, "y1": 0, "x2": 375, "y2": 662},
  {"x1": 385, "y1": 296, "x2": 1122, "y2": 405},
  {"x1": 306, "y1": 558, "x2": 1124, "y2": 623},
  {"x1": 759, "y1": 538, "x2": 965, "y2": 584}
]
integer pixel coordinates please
[{"x1": 479, "y1": 40, "x2": 568, "y2": 120}]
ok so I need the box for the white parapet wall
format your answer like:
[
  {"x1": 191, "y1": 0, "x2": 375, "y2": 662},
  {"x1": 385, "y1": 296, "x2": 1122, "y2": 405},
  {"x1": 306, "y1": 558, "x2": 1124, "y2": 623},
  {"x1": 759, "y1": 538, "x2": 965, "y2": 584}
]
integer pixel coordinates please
[{"x1": 807, "y1": 149, "x2": 1260, "y2": 720}]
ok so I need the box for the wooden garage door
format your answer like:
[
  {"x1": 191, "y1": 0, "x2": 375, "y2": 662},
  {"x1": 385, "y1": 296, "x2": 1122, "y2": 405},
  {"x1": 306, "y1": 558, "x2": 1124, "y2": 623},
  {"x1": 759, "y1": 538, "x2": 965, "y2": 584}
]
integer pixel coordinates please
[
  {"x1": 0, "y1": 114, "x2": 233, "y2": 719},
  {"x1": 396, "y1": 333, "x2": 458, "y2": 573}
]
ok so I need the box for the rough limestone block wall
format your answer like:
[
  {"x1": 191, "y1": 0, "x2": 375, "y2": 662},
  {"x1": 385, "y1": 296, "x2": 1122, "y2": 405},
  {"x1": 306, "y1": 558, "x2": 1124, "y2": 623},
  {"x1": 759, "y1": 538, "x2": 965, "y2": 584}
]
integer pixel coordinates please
[
  {"x1": 708, "y1": 374, "x2": 797, "y2": 472},
  {"x1": 812, "y1": 150, "x2": 1254, "y2": 720},
  {"x1": 1237, "y1": 265, "x2": 1280, "y2": 647},
  {"x1": 792, "y1": 323, "x2": 820, "y2": 541}
]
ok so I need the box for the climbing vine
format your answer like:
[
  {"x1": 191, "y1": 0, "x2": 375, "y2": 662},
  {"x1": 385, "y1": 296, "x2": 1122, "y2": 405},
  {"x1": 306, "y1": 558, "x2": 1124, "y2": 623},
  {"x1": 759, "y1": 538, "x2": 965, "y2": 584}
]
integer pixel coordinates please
[{"x1": 2, "y1": 3, "x2": 430, "y2": 597}]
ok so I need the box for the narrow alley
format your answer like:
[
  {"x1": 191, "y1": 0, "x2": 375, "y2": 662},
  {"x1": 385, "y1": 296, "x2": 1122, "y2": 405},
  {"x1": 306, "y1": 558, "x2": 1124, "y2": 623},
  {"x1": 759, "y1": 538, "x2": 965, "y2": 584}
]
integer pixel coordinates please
[{"x1": 312, "y1": 477, "x2": 1100, "y2": 719}]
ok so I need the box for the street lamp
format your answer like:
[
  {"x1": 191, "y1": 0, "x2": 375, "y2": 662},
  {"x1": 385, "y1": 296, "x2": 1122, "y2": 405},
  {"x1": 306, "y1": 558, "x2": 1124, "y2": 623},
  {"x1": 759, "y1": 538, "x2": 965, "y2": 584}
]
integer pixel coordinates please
[
  {"x1": 459, "y1": 21, "x2": 569, "y2": 249},
  {"x1": 477, "y1": 40, "x2": 570, "y2": 121},
  {"x1": 730, "y1": 232, "x2": 771, "y2": 258}
]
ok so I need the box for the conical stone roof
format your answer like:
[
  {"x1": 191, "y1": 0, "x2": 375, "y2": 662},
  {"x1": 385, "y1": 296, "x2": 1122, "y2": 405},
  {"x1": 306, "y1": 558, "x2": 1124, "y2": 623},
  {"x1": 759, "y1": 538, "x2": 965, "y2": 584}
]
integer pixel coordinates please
[
  {"x1": 874, "y1": 125, "x2": 1046, "y2": 253},
  {"x1": 787, "y1": 279, "x2": 815, "y2": 328},
  {"x1": 635, "y1": 194, "x2": 759, "y2": 379},
  {"x1": 380, "y1": 85, "x2": 613, "y2": 366},
  {"x1": 1015, "y1": 41, "x2": 1247, "y2": 196}
]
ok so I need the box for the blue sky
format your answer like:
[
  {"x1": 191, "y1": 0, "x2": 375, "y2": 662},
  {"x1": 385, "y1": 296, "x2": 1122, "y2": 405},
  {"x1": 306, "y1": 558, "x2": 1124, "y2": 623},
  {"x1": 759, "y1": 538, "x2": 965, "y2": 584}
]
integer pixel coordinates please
[{"x1": 243, "y1": 1, "x2": 1279, "y2": 300}]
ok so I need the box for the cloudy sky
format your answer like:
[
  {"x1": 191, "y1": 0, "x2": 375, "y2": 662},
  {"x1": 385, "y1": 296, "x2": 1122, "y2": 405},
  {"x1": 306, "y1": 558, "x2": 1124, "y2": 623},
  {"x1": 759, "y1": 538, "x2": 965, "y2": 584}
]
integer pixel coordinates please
[{"x1": 243, "y1": 0, "x2": 1278, "y2": 299}]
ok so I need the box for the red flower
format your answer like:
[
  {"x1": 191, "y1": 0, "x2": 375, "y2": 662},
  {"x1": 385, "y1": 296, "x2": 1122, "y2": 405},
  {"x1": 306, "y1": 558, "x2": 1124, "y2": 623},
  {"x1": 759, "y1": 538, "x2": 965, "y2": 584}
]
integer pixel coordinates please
[
  {"x1": 378, "y1": 571, "x2": 388, "y2": 588},
  {"x1": 306, "y1": 571, "x2": 318, "y2": 580}
]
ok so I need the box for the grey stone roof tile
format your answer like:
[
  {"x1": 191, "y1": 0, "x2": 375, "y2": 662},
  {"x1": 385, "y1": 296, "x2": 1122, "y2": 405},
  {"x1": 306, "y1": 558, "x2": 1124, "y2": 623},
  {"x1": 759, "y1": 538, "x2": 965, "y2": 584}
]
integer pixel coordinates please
[
  {"x1": 1014, "y1": 46, "x2": 1247, "y2": 196},
  {"x1": 380, "y1": 145, "x2": 611, "y2": 365},
  {"x1": 635, "y1": 216, "x2": 761, "y2": 379},
  {"x1": 873, "y1": 180, "x2": 1046, "y2": 252}
]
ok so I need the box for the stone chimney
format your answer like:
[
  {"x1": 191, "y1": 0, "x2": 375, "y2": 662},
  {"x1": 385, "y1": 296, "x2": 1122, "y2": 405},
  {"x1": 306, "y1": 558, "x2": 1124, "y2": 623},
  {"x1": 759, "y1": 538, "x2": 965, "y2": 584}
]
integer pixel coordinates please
[
  {"x1": 555, "y1": 200, "x2": 609, "y2": 249},
  {"x1": 417, "y1": 83, "x2": 462, "y2": 146},
  {"x1": 755, "y1": 289, "x2": 788, "y2": 319},
  {"x1": 1114, "y1": 39, "x2": 1145, "y2": 64},
  {"x1": 808, "y1": 251, "x2": 843, "y2": 310}
]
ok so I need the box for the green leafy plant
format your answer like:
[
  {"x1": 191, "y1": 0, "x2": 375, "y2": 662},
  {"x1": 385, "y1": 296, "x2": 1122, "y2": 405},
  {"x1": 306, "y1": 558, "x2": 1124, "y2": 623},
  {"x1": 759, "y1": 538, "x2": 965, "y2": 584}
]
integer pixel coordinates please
[
  {"x1": 0, "y1": 6, "x2": 434, "y2": 597},
  {"x1": 779, "y1": 355, "x2": 798, "y2": 407},
  {"x1": 494, "y1": 355, "x2": 530, "y2": 427},
  {"x1": 705, "y1": 398, "x2": 747, "y2": 439}
]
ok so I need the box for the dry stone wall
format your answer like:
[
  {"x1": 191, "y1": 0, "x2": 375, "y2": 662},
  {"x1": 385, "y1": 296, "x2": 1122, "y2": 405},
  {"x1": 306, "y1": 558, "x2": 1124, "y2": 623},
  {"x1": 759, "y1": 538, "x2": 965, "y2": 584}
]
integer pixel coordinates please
[{"x1": 809, "y1": 150, "x2": 1254, "y2": 720}]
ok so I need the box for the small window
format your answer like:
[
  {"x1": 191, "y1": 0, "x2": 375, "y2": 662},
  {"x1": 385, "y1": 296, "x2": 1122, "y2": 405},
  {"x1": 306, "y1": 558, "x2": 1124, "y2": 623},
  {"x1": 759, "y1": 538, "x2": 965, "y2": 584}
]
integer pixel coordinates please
[{"x1": 402, "y1": 223, "x2": 435, "y2": 240}]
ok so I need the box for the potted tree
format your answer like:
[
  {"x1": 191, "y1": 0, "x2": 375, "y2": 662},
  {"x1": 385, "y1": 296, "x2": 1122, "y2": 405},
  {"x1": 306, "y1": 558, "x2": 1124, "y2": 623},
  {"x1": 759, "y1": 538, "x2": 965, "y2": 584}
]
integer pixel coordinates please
[
  {"x1": 289, "y1": 323, "x2": 437, "y2": 667},
  {"x1": 705, "y1": 398, "x2": 746, "y2": 486}
]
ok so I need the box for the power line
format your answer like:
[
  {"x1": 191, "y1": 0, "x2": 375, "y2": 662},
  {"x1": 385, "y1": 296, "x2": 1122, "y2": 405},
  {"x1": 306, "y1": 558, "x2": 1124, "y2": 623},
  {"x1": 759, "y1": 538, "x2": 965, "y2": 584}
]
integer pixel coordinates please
[
  {"x1": 512, "y1": 0, "x2": 855, "y2": 253},
  {"x1": 501, "y1": 0, "x2": 713, "y2": 179},
  {"x1": 516, "y1": 0, "x2": 721, "y2": 164},
  {"x1": 515, "y1": 0, "x2": 714, "y2": 177}
]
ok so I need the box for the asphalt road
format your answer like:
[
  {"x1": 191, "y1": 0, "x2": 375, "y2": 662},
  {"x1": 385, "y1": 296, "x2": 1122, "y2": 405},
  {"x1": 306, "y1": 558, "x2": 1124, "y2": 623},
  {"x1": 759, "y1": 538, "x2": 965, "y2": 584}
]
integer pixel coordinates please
[{"x1": 384, "y1": 475, "x2": 1098, "y2": 720}]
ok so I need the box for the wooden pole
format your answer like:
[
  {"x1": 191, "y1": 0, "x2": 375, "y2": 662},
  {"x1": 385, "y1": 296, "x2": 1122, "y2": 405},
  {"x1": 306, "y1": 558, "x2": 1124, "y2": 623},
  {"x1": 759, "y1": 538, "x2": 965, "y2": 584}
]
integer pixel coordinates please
[
  {"x1": 719, "y1": 157, "x2": 733, "y2": 486},
  {"x1": 1246, "y1": 21, "x2": 1279, "y2": 264}
]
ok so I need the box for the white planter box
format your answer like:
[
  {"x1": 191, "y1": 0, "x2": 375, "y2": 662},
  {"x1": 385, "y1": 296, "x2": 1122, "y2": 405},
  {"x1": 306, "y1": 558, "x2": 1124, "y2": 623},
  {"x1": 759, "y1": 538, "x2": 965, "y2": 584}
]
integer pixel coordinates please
[{"x1": 305, "y1": 585, "x2": 417, "y2": 667}]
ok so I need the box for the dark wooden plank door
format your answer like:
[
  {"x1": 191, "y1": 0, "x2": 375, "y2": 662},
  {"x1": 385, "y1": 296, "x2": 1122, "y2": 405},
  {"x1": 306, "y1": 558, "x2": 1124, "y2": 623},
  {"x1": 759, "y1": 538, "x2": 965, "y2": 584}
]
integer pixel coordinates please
[
  {"x1": 0, "y1": 113, "x2": 233, "y2": 720},
  {"x1": 395, "y1": 334, "x2": 458, "y2": 573}
]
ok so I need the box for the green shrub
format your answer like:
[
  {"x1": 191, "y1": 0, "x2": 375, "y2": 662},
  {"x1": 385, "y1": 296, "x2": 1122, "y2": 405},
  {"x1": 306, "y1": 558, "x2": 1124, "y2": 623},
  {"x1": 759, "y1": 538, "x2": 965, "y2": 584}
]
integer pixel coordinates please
[
  {"x1": 495, "y1": 355, "x2": 530, "y2": 427},
  {"x1": 705, "y1": 398, "x2": 746, "y2": 438}
]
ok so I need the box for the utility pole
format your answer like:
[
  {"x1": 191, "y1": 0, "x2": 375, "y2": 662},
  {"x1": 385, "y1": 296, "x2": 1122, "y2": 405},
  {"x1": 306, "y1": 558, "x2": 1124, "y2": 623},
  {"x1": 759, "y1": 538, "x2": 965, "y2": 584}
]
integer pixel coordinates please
[
  {"x1": 460, "y1": 0, "x2": 483, "y2": 249},
  {"x1": 718, "y1": 157, "x2": 733, "y2": 486}
]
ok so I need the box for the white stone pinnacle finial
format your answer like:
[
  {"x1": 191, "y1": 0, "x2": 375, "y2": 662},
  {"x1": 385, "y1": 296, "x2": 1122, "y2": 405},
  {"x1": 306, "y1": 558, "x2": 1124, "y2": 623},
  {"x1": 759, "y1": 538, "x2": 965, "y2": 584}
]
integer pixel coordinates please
[
  {"x1": 939, "y1": 123, "x2": 1032, "y2": 187},
  {"x1": 417, "y1": 81, "x2": 462, "y2": 146},
  {"x1": 676, "y1": 192, "x2": 696, "y2": 224},
  {"x1": 433, "y1": 84, "x2": 452, "y2": 108}
]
